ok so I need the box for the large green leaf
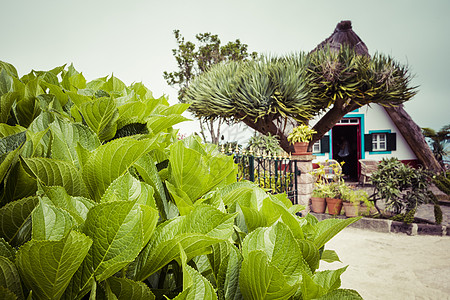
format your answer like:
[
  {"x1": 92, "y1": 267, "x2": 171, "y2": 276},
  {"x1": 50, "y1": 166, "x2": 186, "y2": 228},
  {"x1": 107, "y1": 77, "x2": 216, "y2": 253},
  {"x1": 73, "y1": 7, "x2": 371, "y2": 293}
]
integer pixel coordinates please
[
  {"x1": 261, "y1": 197, "x2": 305, "y2": 239},
  {"x1": 134, "y1": 153, "x2": 177, "y2": 220},
  {"x1": 0, "y1": 92, "x2": 20, "y2": 123},
  {"x1": 130, "y1": 82, "x2": 153, "y2": 100},
  {"x1": 168, "y1": 137, "x2": 237, "y2": 202},
  {"x1": 297, "y1": 239, "x2": 321, "y2": 273},
  {"x1": 15, "y1": 78, "x2": 43, "y2": 127},
  {"x1": 63, "y1": 199, "x2": 158, "y2": 299},
  {"x1": 233, "y1": 186, "x2": 279, "y2": 233},
  {"x1": 0, "y1": 238, "x2": 15, "y2": 262},
  {"x1": 16, "y1": 231, "x2": 92, "y2": 300},
  {"x1": 83, "y1": 199, "x2": 158, "y2": 282},
  {"x1": 79, "y1": 97, "x2": 119, "y2": 141},
  {"x1": 211, "y1": 241, "x2": 243, "y2": 300},
  {"x1": 208, "y1": 181, "x2": 256, "y2": 208},
  {"x1": 117, "y1": 101, "x2": 157, "y2": 128},
  {"x1": 313, "y1": 217, "x2": 361, "y2": 249},
  {"x1": 321, "y1": 250, "x2": 341, "y2": 264},
  {"x1": 0, "y1": 196, "x2": 39, "y2": 247},
  {"x1": 0, "y1": 131, "x2": 25, "y2": 184},
  {"x1": 146, "y1": 114, "x2": 190, "y2": 136},
  {"x1": 166, "y1": 181, "x2": 194, "y2": 216},
  {"x1": 0, "y1": 131, "x2": 26, "y2": 160},
  {"x1": 41, "y1": 186, "x2": 95, "y2": 225},
  {"x1": 239, "y1": 250, "x2": 299, "y2": 300},
  {"x1": 32, "y1": 198, "x2": 76, "y2": 241},
  {"x1": 41, "y1": 82, "x2": 69, "y2": 107},
  {"x1": 49, "y1": 117, "x2": 100, "y2": 167},
  {"x1": 0, "y1": 69, "x2": 14, "y2": 97},
  {"x1": 0, "y1": 256, "x2": 24, "y2": 300},
  {"x1": 0, "y1": 124, "x2": 26, "y2": 138},
  {"x1": 82, "y1": 137, "x2": 157, "y2": 201},
  {"x1": 106, "y1": 277, "x2": 155, "y2": 300},
  {"x1": 25, "y1": 111, "x2": 54, "y2": 156},
  {"x1": 101, "y1": 172, "x2": 156, "y2": 209},
  {"x1": 0, "y1": 61, "x2": 18, "y2": 78},
  {"x1": 68, "y1": 73, "x2": 86, "y2": 91},
  {"x1": 313, "y1": 267, "x2": 347, "y2": 293},
  {"x1": 173, "y1": 265, "x2": 217, "y2": 300},
  {"x1": 21, "y1": 129, "x2": 50, "y2": 158},
  {"x1": 300, "y1": 267, "x2": 348, "y2": 300},
  {"x1": 316, "y1": 288, "x2": 363, "y2": 299},
  {"x1": 102, "y1": 74, "x2": 126, "y2": 93},
  {"x1": 2, "y1": 162, "x2": 37, "y2": 202},
  {"x1": 160, "y1": 103, "x2": 190, "y2": 116},
  {"x1": 134, "y1": 205, "x2": 235, "y2": 281},
  {"x1": 21, "y1": 157, "x2": 88, "y2": 198},
  {"x1": 242, "y1": 222, "x2": 311, "y2": 285}
]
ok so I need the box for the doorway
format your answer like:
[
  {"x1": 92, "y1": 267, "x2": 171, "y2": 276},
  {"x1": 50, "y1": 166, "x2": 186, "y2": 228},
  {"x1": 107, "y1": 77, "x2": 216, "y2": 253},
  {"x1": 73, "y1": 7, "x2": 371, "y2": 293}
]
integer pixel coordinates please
[{"x1": 331, "y1": 121, "x2": 360, "y2": 180}]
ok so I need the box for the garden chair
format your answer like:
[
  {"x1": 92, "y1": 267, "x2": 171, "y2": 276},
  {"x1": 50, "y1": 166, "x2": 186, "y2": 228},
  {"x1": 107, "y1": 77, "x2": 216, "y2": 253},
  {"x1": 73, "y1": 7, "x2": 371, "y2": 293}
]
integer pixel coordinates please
[
  {"x1": 322, "y1": 159, "x2": 342, "y2": 181},
  {"x1": 359, "y1": 159, "x2": 379, "y2": 185}
]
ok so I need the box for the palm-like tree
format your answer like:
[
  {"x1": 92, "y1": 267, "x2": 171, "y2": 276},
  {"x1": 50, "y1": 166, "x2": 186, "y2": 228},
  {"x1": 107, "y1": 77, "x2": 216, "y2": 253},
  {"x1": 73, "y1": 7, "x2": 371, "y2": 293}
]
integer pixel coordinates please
[
  {"x1": 185, "y1": 48, "x2": 416, "y2": 153},
  {"x1": 422, "y1": 125, "x2": 450, "y2": 166}
]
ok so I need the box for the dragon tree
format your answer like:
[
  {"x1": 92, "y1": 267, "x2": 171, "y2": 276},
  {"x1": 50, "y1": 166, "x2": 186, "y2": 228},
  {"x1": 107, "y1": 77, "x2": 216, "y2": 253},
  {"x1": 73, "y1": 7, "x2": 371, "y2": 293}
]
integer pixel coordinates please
[{"x1": 184, "y1": 47, "x2": 415, "y2": 153}]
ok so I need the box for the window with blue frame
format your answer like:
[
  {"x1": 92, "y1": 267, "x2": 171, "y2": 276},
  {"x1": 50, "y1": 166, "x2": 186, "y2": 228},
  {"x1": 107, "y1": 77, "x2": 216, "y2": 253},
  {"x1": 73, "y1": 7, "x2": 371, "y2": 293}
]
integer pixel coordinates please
[
  {"x1": 365, "y1": 131, "x2": 396, "y2": 153},
  {"x1": 312, "y1": 135, "x2": 330, "y2": 155}
]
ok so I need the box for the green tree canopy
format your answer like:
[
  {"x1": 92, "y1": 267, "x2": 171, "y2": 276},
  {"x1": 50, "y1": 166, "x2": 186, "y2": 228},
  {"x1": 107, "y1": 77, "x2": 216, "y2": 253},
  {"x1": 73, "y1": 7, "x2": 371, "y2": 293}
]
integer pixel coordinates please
[
  {"x1": 185, "y1": 47, "x2": 416, "y2": 152},
  {"x1": 163, "y1": 30, "x2": 257, "y2": 144},
  {"x1": 422, "y1": 124, "x2": 450, "y2": 164}
]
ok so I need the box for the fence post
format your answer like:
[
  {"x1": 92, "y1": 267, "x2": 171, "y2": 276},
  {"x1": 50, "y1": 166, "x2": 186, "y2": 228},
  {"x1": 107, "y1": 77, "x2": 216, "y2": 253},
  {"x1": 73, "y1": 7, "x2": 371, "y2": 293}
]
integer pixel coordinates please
[
  {"x1": 248, "y1": 154, "x2": 255, "y2": 182},
  {"x1": 291, "y1": 154, "x2": 315, "y2": 214}
]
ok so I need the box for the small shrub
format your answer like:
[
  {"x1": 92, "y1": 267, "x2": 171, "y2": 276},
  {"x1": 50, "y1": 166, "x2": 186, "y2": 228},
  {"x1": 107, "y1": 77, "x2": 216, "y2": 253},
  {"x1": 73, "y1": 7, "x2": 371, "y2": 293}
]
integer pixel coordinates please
[{"x1": 371, "y1": 158, "x2": 439, "y2": 224}]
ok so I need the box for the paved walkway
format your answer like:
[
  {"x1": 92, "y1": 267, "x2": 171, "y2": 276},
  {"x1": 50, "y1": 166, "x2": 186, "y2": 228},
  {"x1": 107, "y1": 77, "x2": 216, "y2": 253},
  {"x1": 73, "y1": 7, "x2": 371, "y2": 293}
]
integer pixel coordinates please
[
  {"x1": 317, "y1": 184, "x2": 450, "y2": 299},
  {"x1": 321, "y1": 227, "x2": 450, "y2": 299}
]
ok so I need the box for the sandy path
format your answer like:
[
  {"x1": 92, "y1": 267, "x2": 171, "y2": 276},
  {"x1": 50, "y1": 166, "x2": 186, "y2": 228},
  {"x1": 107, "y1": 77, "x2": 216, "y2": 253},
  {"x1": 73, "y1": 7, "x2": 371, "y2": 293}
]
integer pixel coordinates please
[{"x1": 320, "y1": 228, "x2": 450, "y2": 299}]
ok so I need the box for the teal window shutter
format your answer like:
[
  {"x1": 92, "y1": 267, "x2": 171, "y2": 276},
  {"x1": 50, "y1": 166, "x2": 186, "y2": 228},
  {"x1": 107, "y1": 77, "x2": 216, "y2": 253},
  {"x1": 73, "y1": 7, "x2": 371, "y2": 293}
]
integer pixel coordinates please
[
  {"x1": 321, "y1": 135, "x2": 330, "y2": 153},
  {"x1": 387, "y1": 133, "x2": 397, "y2": 151},
  {"x1": 364, "y1": 134, "x2": 372, "y2": 152}
]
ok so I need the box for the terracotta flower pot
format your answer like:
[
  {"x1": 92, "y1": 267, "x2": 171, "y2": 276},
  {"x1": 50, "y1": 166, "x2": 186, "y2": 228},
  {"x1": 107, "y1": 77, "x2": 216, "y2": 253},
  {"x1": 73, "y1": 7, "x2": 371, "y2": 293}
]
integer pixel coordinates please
[
  {"x1": 360, "y1": 203, "x2": 378, "y2": 216},
  {"x1": 310, "y1": 197, "x2": 326, "y2": 213},
  {"x1": 326, "y1": 198, "x2": 343, "y2": 215},
  {"x1": 293, "y1": 142, "x2": 311, "y2": 155},
  {"x1": 343, "y1": 201, "x2": 359, "y2": 217}
]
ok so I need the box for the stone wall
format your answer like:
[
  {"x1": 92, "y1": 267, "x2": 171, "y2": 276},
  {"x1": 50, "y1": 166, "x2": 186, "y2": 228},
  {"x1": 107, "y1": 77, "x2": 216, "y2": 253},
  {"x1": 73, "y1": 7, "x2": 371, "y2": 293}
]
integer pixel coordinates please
[{"x1": 292, "y1": 154, "x2": 314, "y2": 214}]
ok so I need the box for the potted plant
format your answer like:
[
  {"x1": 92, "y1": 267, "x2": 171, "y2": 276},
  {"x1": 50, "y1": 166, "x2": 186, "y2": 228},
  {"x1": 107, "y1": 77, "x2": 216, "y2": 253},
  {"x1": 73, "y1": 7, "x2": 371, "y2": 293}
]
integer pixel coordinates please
[
  {"x1": 324, "y1": 182, "x2": 343, "y2": 215},
  {"x1": 287, "y1": 124, "x2": 317, "y2": 154},
  {"x1": 358, "y1": 190, "x2": 376, "y2": 216},
  {"x1": 340, "y1": 184, "x2": 360, "y2": 217},
  {"x1": 310, "y1": 183, "x2": 327, "y2": 213}
]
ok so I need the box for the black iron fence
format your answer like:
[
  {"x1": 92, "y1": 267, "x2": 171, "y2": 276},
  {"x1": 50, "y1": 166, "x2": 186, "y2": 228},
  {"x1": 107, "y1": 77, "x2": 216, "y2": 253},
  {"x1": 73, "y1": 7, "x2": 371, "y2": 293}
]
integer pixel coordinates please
[{"x1": 222, "y1": 147, "x2": 300, "y2": 204}]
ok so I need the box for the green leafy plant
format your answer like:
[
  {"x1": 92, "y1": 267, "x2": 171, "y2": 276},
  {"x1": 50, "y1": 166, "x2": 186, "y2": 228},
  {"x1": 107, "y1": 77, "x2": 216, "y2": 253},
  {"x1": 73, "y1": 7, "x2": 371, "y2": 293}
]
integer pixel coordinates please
[
  {"x1": 339, "y1": 184, "x2": 358, "y2": 203},
  {"x1": 311, "y1": 183, "x2": 328, "y2": 198},
  {"x1": 287, "y1": 124, "x2": 317, "y2": 144},
  {"x1": 0, "y1": 61, "x2": 363, "y2": 299},
  {"x1": 432, "y1": 171, "x2": 450, "y2": 195},
  {"x1": 371, "y1": 158, "x2": 439, "y2": 224},
  {"x1": 247, "y1": 132, "x2": 284, "y2": 156}
]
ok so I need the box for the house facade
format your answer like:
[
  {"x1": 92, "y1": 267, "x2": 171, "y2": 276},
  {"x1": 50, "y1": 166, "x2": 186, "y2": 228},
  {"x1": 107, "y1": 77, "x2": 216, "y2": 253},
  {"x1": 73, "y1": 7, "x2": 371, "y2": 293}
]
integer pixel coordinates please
[{"x1": 311, "y1": 104, "x2": 419, "y2": 180}]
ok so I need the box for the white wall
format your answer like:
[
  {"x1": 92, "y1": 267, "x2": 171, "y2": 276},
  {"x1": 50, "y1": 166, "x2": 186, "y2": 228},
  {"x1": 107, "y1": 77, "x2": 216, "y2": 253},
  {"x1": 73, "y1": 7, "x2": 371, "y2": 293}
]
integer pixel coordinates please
[
  {"x1": 311, "y1": 104, "x2": 417, "y2": 163},
  {"x1": 363, "y1": 105, "x2": 416, "y2": 160}
]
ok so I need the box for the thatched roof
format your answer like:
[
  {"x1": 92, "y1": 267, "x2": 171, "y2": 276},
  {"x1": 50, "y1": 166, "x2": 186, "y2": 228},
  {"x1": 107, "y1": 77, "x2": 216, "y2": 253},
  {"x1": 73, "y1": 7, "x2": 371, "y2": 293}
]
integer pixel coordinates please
[{"x1": 312, "y1": 20, "x2": 369, "y2": 56}]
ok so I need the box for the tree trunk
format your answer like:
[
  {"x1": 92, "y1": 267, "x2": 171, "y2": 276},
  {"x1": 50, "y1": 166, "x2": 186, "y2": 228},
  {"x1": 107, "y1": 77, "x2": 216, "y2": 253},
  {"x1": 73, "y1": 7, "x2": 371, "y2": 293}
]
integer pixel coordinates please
[
  {"x1": 241, "y1": 117, "x2": 295, "y2": 153},
  {"x1": 384, "y1": 105, "x2": 442, "y2": 173},
  {"x1": 309, "y1": 100, "x2": 359, "y2": 150}
]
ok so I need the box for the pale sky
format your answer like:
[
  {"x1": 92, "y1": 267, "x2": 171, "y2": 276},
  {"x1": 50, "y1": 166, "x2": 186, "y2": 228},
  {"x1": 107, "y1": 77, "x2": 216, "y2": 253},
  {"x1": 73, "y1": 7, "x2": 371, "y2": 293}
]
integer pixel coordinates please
[{"x1": 2, "y1": 0, "x2": 449, "y2": 135}]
